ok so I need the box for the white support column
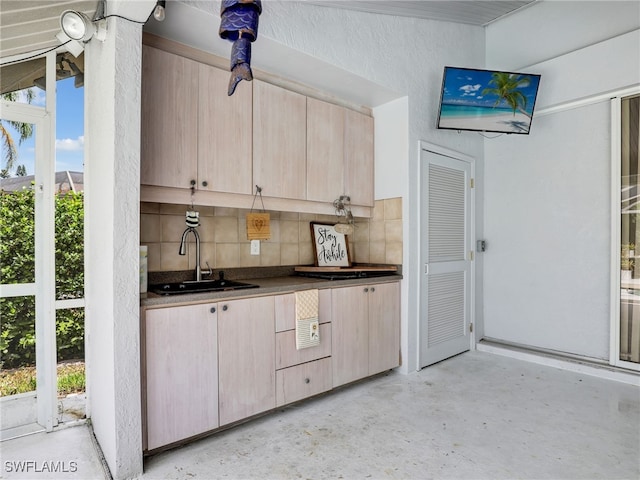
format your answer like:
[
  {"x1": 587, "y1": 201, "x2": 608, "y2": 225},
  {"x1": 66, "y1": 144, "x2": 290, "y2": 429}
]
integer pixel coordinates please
[
  {"x1": 84, "y1": 15, "x2": 143, "y2": 479},
  {"x1": 35, "y1": 50, "x2": 57, "y2": 431}
]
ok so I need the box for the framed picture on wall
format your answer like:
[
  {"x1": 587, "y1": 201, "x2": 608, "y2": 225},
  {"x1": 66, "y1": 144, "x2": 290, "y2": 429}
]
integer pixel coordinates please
[{"x1": 310, "y1": 222, "x2": 351, "y2": 267}]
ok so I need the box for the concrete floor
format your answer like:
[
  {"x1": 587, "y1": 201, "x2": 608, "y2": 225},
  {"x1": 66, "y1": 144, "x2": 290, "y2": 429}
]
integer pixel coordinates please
[
  {"x1": 0, "y1": 422, "x2": 108, "y2": 479},
  {"x1": 2, "y1": 351, "x2": 639, "y2": 479}
]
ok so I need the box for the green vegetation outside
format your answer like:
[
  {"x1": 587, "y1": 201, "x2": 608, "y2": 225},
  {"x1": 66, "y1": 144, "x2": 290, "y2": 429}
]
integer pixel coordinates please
[{"x1": 1, "y1": 186, "x2": 85, "y2": 394}]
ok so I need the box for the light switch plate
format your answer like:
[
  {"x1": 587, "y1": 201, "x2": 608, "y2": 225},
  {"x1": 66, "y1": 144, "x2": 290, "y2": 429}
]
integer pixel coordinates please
[{"x1": 250, "y1": 239, "x2": 260, "y2": 255}]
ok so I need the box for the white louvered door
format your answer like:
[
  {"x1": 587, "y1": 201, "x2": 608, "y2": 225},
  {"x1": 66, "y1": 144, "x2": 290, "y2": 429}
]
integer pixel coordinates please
[{"x1": 420, "y1": 148, "x2": 472, "y2": 368}]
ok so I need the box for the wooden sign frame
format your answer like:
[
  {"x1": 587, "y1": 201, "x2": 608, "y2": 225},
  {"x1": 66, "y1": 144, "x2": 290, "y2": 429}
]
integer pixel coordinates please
[
  {"x1": 246, "y1": 212, "x2": 271, "y2": 240},
  {"x1": 310, "y1": 222, "x2": 351, "y2": 267}
]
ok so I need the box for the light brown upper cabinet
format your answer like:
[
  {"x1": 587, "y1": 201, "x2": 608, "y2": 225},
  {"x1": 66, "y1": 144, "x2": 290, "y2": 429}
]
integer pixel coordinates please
[
  {"x1": 198, "y1": 63, "x2": 253, "y2": 194},
  {"x1": 307, "y1": 98, "x2": 374, "y2": 207},
  {"x1": 253, "y1": 80, "x2": 307, "y2": 200},
  {"x1": 140, "y1": 40, "x2": 374, "y2": 215},
  {"x1": 306, "y1": 98, "x2": 344, "y2": 203},
  {"x1": 141, "y1": 46, "x2": 253, "y2": 194},
  {"x1": 344, "y1": 108, "x2": 374, "y2": 207},
  {"x1": 141, "y1": 46, "x2": 198, "y2": 189}
]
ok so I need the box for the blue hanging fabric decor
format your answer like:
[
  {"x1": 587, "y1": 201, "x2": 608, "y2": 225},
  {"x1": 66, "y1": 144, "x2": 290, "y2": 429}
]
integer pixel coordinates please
[{"x1": 219, "y1": 0, "x2": 262, "y2": 96}]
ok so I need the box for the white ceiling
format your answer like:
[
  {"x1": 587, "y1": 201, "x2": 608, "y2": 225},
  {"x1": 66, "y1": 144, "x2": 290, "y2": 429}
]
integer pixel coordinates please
[
  {"x1": 302, "y1": 1, "x2": 536, "y2": 26},
  {"x1": 142, "y1": 0, "x2": 534, "y2": 109},
  {"x1": 1, "y1": 0, "x2": 536, "y2": 60},
  {"x1": 0, "y1": 0, "x2": 536, "y2": 98}
]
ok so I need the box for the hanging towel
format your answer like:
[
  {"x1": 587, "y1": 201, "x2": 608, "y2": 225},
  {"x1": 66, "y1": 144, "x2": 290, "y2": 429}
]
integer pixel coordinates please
[{"x1": 295, "y1": 289, "x2": 320, "y2": 350}]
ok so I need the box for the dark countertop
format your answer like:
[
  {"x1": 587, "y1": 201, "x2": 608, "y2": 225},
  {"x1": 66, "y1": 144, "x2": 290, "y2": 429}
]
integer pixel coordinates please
[{"x1": 140, "y1": 273, "x2": 403, "y2": 308}]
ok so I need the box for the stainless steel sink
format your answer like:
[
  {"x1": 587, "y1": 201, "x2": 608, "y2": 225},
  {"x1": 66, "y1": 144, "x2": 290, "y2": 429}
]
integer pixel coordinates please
[{"x1": 149, "y1": 279, "x2": 259, "y2": 295}]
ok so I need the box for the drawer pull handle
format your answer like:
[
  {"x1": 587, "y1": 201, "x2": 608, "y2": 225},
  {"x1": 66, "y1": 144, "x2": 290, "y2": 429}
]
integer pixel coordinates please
[
  {"x1": 371, "y1": 287, "x2": 375, "y2": 293},
  {"x1": 304, "y1": 378, "x2": 310, "y2": 384},
  {"x1": 363, "y1": 287, "x2": 369, "y2": 293},
  {"x1": 222, "y1": 305, "x2": 228, "y2": 311},
  {"x1": 210, "y1": 307, "x2": 216, "y2": 313},
  {"x1": 202, "y1": 180, "x2": 208, "y2": 187}
]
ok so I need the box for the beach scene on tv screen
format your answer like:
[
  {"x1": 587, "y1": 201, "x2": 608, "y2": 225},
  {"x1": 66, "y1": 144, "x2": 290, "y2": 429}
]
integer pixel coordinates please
[{"x1": 438, "y1": 67, "x2": 541, "y2": 134}]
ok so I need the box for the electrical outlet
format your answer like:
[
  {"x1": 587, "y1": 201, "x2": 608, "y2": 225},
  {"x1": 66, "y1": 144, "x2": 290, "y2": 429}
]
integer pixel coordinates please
[{"x1": 250, "y1": 239, "x2": 260, "y2": 255}]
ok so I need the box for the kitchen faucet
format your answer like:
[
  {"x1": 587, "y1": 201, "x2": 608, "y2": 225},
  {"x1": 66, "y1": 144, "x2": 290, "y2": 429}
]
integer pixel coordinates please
[{"x1": 179, "y1": 227, "x2": 211, "y2": 282}]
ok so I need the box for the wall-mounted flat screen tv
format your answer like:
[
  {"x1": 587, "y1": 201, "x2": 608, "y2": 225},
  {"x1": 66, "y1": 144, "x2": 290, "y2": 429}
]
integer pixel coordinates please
[{"x1": 437, "y1": 66, "x2": 541, "y2": 135}]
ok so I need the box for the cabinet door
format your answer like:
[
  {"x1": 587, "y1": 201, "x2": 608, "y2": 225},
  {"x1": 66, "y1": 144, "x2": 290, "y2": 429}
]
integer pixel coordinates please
[
  {"x1": 331, "y1": 285, "x2": 369, "y2": 387},
  {"x1": 306, "y1": 98, "x2": 344, "y2": 202},
  {"x1": 253, "y1": 80, "x2": 307, "y2": 200},
  {"x1": 344, "y1": 109, "x2": 374, "y2": 207},
  {"x1": 145, "y1": 303, "x2": 218, "y2": 450},
  {"x1": 218, "y1": 296, "x2": 275, "y2": 426},
  {"x1": 198, "y1": 63, "x2": 253, "y2": 194},
  {"x1": 368, "y1": 282, "x2": 401, "y2": 375},
  {"x1": 141, "y1": 46, "x2": 198, "y2": 189}
]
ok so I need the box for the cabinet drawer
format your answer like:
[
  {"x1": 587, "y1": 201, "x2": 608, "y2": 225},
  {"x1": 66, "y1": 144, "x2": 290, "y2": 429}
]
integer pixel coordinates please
[
  {"x1": 276, "y1": 323, "x2": 331, "y2": 369},
  {"x1": 276, "y1": 357, "x2": 332, "y2": 407}
]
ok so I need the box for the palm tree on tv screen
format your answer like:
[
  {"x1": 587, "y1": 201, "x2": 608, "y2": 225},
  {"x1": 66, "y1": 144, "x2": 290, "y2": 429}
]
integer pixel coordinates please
[{"x1": 482, "y1": 72, "x2": 532, "y2": 118}]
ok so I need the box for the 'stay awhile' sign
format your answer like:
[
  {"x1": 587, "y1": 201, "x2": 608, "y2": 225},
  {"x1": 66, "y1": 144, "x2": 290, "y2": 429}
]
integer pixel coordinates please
[{"x1": 310, "y1": 222, "x2": 351, "y2": 267}]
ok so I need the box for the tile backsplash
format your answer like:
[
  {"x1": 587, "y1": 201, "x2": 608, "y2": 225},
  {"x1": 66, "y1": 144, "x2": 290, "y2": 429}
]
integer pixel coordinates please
[{"x1": 140, "y1": 198, "x2": 402, "y2": 272}]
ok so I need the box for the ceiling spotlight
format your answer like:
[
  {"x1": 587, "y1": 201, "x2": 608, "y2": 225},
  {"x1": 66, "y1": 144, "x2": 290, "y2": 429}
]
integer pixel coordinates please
[
  {"x1": 60, "y1": 10, "x2": 96, "y2": 42},
  {"x1": 56, "y1": 7, "x2": 107, "y2": 57},
  {"x1": 153, "y1": 1, "x2": 166, "y2": 21}
]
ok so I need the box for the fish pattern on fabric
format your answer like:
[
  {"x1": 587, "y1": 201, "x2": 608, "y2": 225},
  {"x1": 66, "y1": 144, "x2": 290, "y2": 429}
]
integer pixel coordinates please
[{"x1": 219, "y1": 0, "x2": 262, "y2": 96}]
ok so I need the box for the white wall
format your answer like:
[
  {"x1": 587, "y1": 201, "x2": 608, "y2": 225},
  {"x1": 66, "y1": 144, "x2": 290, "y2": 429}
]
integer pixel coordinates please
[
  {"x1": 95, "y1": 1, "x2": 639, "y2": 476},
  {"x1": 373, "y1": 98, "x2": 409, "y2": 201},
  {"x1": 483, "y1": 3, "x2": 640, "y2": 359},
  {"x1": 484, "y1": 100, "x2": 612, "y2": 358},
  {"x1": 87, "y1": 1, "x2": 483, "y2": 477},
  {"x1": 85, "y1": 17, "x2": 144, "y2": 480},
  {"x1": 145, "y1": 0, "x2": 485, "y2": 373},
  {"x1": 373, "y1": 97, "x2": 411, "y2": 369},
  {"x1": 259, "y1": 1, "x2": 485, "y2": 373},
  {"x1": 486, "y1": 1, "x2": 640, "y2": 71}
]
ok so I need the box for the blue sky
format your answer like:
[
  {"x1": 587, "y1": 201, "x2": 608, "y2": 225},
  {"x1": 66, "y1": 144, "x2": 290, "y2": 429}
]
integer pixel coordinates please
[
  {"x1": 4, "y1": 77, "x2": 84, "y2": 176},
  {"x1": 441, "y1": 67, "x2": 541, "y2": 113}
]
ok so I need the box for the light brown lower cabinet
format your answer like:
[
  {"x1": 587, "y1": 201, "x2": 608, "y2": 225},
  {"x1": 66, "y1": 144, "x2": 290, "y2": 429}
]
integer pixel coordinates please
[
  {"x1": 144, "y1": 303, "x2": 219, "y2": 450},
  {"x1": 331, "y1": 286, "x2": 369, "y2": 386},
  {"x1": 217, "y1": 296, "x2": 276, "y2": 426},
  {"x1": 368, "y1": 282, "x2": 401, "y2": 375},
  {"x1": 331, "y1": 282, "x2": 400, "y2": 388},
  {"x1": 143, "y1": 281, "x2": 399, "y2": 451}
]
